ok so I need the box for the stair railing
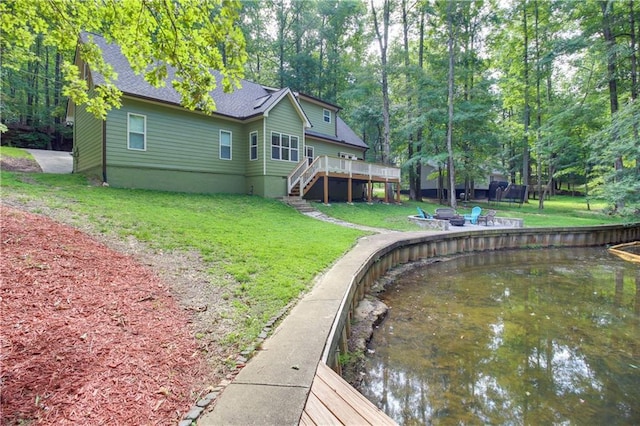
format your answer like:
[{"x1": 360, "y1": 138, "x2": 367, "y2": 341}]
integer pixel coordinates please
[
  {"x1": 287, "y1": 158, "x2": 310, "y2": 195},
  {"x1": 287, "y1": 155, "x2": 401, "y2": 196}
]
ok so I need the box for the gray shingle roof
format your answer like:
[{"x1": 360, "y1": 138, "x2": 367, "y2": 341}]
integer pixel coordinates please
[
  {"x1": 84, "y1": 33, "x2": 276, "y2": 119},
  {"x1": 306, "y1": 117, "x2": 368, "y2": 150},
  {"x1": 83, "y1": 33, "x2": 367, "y2": 150}
]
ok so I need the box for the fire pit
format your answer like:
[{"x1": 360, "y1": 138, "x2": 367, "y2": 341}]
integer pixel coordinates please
[{"x1": 449, "y1": 217, "x2": 466, "y2": 226}]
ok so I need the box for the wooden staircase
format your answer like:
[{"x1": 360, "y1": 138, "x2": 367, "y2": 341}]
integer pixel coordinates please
[
  {"x1": 288, "y1": 174, "x2": 320, "y2": 198},
  {"x1": 289, "y1": 185, "x2": 301, "y2": 197}
]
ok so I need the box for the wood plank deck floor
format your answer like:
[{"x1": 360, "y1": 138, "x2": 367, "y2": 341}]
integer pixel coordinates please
[{"x1": 301, "y1": 362, "x2": 397, "y2": 426}]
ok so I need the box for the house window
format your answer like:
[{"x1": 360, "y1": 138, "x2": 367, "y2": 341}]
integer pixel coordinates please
[
  {"x1": 323, "y1": 109, "x2": 331, "y2": 123},
  {"x1": 305, "y1": 145, "x2": 314, "y2": 164},
  {"x1": 250, "y1": 131, "x2": 258, "y2": 160},
  {"x1": 271, "y1": 132, "x2": 299, "y2": 162},
  {"x1": 220, "y1": 130, "x2": 232, "y2": 160},
  {"x1": 128, "y1": 113, "x2": 146, "y2": 150}
]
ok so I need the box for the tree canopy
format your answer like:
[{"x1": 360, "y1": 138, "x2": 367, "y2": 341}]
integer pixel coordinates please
[{"x1": 1, "y1": 0, "x2": 247, "y2": 118}]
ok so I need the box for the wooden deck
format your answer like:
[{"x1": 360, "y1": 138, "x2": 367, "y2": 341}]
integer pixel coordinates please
[
  {"x1": 287, "y1": 156, "x2": 401, "y2": 203},
  {"x1": 300, "y1": 362, "x2": 397, "y2": 426}
]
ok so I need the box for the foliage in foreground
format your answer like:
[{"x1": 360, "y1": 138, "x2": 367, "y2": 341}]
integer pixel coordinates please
[
  {"x1": 0, "y1": 171, "x2": 364, "y2": 348},
  {"x1": 1, "y1": 0, "x2": 246, "y2": 118}
]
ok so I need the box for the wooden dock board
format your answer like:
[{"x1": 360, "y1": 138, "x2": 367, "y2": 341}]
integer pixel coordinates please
[{"x1": 302, "y1": 362, "x2": 397, "y2": 425}]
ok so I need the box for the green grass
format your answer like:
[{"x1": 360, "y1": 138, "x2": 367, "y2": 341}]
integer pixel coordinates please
[
  {"x1": 1, "y1": 159, "x2": 635, "y2": 348},
  {"x1": 312, "y1": 195, "x2": 631, "y2": 230},
  {"x1": 1, "y1": 146, "x2": 35, "y2": 159},
  {"x1": 1, "y1": 171, "x2": 365, "y2": 348}
]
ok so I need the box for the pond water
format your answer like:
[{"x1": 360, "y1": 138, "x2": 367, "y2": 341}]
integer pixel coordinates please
[{"x1": 360, "y1": 248, "x2": 639, "y2": 425}]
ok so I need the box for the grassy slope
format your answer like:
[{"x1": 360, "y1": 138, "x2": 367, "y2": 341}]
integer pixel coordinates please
[
  {"x1": 1, "y1": 155, "x2": 633, "y2": 346},
  {"x1": 1, "y1": 146, "x2": 36, "y2": 159},
  {"x1": 1, "y1": 171, "x2": 365, "y2": 347}
]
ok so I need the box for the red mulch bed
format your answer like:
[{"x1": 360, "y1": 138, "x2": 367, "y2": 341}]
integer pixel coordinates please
[{"x1": 1, "y1": 207, "x2": 209, "y2": 425}]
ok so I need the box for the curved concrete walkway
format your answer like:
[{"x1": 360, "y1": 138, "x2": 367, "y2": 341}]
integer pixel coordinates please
[
  {"x1": 199, "y1": 230, "x2": 429, "y2": 425},
  {"x1": 199, "y1": 212, "x2": 523, "y2": 425},
  {"x1": 302, "y1": 211, "x2": 399, "y2": 234},
  {"x1": 26, "y1": 149, "x2": 73, "y2": 174}
]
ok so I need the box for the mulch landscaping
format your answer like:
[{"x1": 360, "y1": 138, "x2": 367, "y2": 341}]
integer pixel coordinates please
[{"x1": 1, "y1": 206, "x2": 211, "y2": 425}]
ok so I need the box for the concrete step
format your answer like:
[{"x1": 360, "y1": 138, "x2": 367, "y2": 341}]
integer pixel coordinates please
[{"x1": 281, "y1": 197, "x2": 316, "y2": 214}]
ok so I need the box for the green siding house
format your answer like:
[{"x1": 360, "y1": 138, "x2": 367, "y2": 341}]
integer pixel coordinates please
[{"x1": 67, "y1": 33, "x2": 399, "y2": 201}]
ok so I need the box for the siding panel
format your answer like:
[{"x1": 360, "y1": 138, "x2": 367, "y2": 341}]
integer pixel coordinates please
[
  {"x1": 299, "y1": 100, "x2": 335, "y2": 136},
  {"x1": 306, "y1": 140, "x2": 364, "y2": 160},
  {"x1": 265, "y1": 100, "x2": 304, "y2": 177},
  {"x1": 73, "y1": 103, "x2": 103, "y2": 175},
  {"x1": 106, "y1": 98, "x2": 246, "y2": 175}
]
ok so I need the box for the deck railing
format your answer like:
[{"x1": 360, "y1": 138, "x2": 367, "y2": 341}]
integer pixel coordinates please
[{"x1": 287, "y1": 156, "x2": 401, "y2": 196}]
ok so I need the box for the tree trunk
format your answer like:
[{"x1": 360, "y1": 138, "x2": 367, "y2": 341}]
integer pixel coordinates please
[
  {"x1": 402, "y1": 0, "x2": 419, "y2": 200},
  {"x1": 277, "y1": 0, "x2": 287, "y2": 89},
  {"x1": 371, "y1": 0, "x2": 391, "y2": 166},
  {"x1": 601, "y1": 0, "x2": 625, "y2": 210},
  {"x1": 522, "y1": 1, "x2": 531, "y2": 202},
  {"x1": 415, "y1": 8, "x2": 425, "y2": 202},
  {"x1": 534, "y1": 0, "x2": 544, "y2": 209},
  {"x1": 446, "y1": 0, "x2": 457, "y2": 209},
  {"x1": 54, "y1": 52, "x2": 63, "y2": 150}
]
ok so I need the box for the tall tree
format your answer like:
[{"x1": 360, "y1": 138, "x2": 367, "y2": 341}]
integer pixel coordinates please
[
  {"x1": 599, "y1": 0, "x2": 626, "y2": 209},
  {"x1": 402, "y1": 0, "x2": 421, "y2": 200},
  {"x1": 521, "y1": 0, "x2": 531, "y2": 199},
  {"x1": 446, "y1": 0, "x2": 457, "y2": 208},
  {"x1": 371, "y1": 0, "x2": 392, "y2": 165}
]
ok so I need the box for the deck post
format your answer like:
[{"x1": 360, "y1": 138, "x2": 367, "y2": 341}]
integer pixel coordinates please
[
  {"x1": 367, "y1": 180, "x2": 373, "y2": 203},
  {"x1": 323, "y1": 174, "x2": 329, "y2": 205},
  {"x1": 347, "y1": 177, "x2": 352, "y2": 204},
  {"x1": 396, "y1": 181, "x2": 400, "y2": 203},
  {"x1": 384, "y1": 181, "x2": 389, "y2": 203}
]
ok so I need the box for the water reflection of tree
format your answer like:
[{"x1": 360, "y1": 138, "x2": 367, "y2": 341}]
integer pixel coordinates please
[{"x1": 361, "y1": 249, "x2": 640, "y2": 425}]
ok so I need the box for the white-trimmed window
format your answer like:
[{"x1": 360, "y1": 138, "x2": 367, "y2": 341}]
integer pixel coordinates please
[
  {"x1": 127, "y1": 113, "x2": 146, "y2": 150},
  {"x1": 220, "y1": 130, "x2": 232, "y2": 160},
  {"x1": 305, "y1": 145, "x2": 314, "y2": 164},
  {"x1": 271, "y1": 132, "x2": 299, "y2": 162},
  {"x1": 250, "y1": 131, "x2": 258, "y2": 161},
  {"x1": 323, "y1": 109, "x2": 331, "y2": 123}
]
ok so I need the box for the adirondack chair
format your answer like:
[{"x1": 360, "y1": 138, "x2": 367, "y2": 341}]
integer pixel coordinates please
[
  {"x1": 464, "y1": 206, "x2": 482, "y2": 224},
  {"x1": 416, "y1": 207, "x2": 432, "y2": 219},
  {"x1": 478, "y1": 209, "x2": 496, "y2": 226}
]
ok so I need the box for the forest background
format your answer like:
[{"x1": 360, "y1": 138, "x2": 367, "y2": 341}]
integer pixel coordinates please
[{"x1": 1, "y1": 0, "x2": 639, "y2": 213}]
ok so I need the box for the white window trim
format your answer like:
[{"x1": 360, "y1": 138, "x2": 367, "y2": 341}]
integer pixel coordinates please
[
  {"x1": 271, "y1": 131, "x2": 299, "y2": 162},
  {"x1": 250, "y1": 131, "x2": 258, "y2": 161},
  {"x1": 220, "y1": 129, "x2": 232, "y2": 160},
  {"x1": 323, "y1": 108, "x2": 331, "y2": 123},
  {"x1": 127, "y1": 113, "x2": 146, "y2": 151}
]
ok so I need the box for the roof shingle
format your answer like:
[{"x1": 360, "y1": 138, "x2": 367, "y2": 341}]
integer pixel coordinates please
[{"x1": 82, "y1": 33, "x2": 367, "y2": 150}]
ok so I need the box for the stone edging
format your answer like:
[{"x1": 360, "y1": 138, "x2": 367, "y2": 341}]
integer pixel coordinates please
[
  {"x1": 407, "y1": 215, "x2": 524, "y2": 230},
  {"x1": 178, "y1": 302, "x2": 296, "y2": 425}
]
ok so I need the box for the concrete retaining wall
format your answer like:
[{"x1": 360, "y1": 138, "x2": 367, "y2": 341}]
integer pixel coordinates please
[
  {"x1": 322, "y1": 222, "x2": 640, "y2": 370},
  {"x1": 408, "y1": 215, "x2": 524, "y2": 230}
]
